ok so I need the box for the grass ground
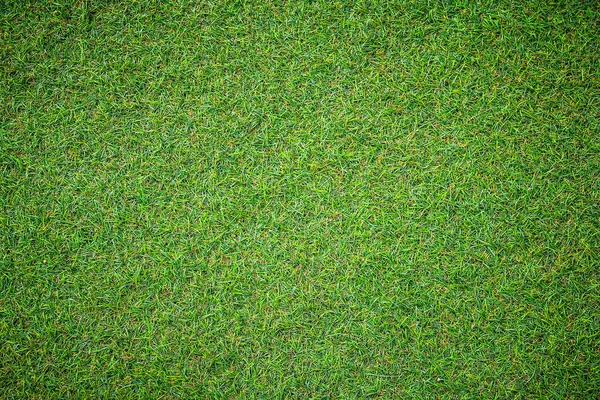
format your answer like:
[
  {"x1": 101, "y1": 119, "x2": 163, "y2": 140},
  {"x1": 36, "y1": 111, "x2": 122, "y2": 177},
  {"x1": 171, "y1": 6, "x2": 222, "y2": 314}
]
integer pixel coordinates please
[{"x1": 1, "y1": 0, "x2": 599, "y2": 398}]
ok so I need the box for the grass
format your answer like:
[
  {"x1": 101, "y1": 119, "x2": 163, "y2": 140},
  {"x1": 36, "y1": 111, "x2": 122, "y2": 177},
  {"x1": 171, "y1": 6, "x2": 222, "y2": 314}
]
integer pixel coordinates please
[{"x1": 1, "y1": 0, "x2": 599, "y2": 398}]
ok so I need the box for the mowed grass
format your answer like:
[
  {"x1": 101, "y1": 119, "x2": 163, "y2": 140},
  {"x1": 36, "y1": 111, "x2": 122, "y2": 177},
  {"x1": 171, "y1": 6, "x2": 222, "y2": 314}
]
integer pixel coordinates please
[{"x1": 1, "y1": 0, "x2": 599, "y2": 398}]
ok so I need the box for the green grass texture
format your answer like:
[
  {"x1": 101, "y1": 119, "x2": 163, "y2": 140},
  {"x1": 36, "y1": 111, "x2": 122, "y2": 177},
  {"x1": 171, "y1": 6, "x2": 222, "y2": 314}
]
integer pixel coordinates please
[{"x1": 1, "y1": 0, "x2": 599, "y2": 398}]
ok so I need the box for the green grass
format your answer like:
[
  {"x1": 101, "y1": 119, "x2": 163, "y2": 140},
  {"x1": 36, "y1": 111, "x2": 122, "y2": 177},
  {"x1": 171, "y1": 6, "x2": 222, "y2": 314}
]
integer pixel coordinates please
[{"x1": 1, "y1": 0, "x2": 599, "y2": 398}]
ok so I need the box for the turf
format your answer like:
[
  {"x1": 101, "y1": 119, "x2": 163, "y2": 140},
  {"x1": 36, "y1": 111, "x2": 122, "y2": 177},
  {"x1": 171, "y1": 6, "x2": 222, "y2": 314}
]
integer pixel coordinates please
[{"x1": 1, "y1": 0, "x2": 599, "y2": 398}]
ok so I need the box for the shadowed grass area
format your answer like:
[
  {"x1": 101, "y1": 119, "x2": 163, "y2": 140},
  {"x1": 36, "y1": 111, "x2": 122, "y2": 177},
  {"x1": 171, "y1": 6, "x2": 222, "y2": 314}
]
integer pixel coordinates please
[{"x1": 1, "y1": 0, "x2": 599, "y2": 398}]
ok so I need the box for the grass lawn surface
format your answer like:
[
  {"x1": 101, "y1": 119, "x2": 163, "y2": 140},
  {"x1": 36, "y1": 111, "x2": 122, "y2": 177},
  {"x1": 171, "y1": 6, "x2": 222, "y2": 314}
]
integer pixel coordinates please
[{"x1": 1, "y1": 0, "x2": 599, "y2": 398}]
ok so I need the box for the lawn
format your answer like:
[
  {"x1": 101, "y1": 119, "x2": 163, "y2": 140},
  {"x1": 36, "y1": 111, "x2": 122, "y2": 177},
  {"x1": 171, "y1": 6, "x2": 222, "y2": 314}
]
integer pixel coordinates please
[{"x1": 1, "y1": 0, "x2": 599, "y2": 398}]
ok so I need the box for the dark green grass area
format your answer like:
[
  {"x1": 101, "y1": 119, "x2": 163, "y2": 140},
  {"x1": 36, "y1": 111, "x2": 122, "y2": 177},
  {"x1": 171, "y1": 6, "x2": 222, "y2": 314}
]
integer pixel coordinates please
[{"x1": 1, "y1": 0, "x2": 599, "y2": 397}]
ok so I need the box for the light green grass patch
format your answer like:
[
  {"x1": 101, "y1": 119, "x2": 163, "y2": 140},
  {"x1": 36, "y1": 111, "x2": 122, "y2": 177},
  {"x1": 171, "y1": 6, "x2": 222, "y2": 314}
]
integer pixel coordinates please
[{"x1": 1, "y1": 1, "x2": 599, "y2": 398}]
